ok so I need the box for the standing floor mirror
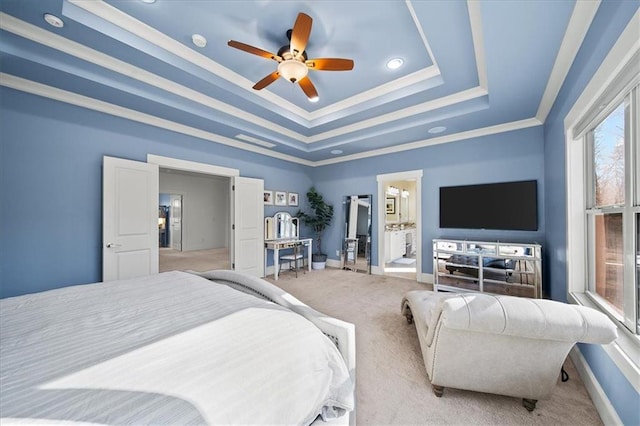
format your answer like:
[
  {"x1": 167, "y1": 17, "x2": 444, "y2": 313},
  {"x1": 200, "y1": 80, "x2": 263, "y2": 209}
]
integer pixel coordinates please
[{"x1": 342, "y1": 194, "x2": 372, "y2": 274}]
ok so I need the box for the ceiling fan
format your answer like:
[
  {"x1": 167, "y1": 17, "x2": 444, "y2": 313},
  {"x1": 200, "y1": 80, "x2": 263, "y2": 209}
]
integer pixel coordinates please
[{"x1": 227, "y1": 12, "x2": 354, "y2": 102}]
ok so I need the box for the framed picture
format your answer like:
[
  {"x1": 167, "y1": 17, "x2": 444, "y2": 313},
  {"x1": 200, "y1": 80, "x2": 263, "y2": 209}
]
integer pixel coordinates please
[
  {"x1": 386, "y1": 197, "x2": 396, "y2": 214},
  {"x1": 274, "y1": 191, "x2": 287, "y2": 206},
  {"x1": 287, "y1": 192, "x2": 299, "y2": 207},
  {"x1": 263, "y1": 190, "x2": 273, "y2": 205}
]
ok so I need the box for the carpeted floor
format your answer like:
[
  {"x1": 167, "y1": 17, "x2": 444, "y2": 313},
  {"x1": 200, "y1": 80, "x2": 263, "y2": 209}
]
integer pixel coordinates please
[
  {"x1": 159, "y1": 247, "x2": 229, "y2": 272},
  {"x1": 266, "y1": 268, "x2": 603, "y2": 426}
]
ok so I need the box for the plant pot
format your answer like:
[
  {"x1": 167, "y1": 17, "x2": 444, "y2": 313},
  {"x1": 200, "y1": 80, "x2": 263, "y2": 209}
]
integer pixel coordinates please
[
  {"x1": 312, "y1": 254, "x2": 327, "y2": 270},
  {"x1": 312, "y1": 261, "x2": 326, "y2": 270}
]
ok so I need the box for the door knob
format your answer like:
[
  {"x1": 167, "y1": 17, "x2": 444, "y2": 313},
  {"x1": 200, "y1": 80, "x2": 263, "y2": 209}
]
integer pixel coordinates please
[{"x1": 106, "y1": 243, "x2": 122, "y2": 248}]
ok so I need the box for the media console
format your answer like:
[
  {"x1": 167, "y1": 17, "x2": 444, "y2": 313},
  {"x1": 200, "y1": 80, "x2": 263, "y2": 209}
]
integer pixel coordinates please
[{"x1": 433, "y1": 239, "x2": 542, "y2": 298}]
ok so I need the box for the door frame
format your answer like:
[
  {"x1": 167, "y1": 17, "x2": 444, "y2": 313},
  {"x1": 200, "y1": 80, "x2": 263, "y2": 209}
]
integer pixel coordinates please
[
  {"x1": 148, "y1": 154, "x2": 239, "y2": 267},
  {"x1": 376, "y1": 170, "x2": 423, "y2": 281}
]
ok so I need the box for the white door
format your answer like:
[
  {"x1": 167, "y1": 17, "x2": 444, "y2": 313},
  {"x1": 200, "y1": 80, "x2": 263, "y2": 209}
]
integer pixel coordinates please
[
  {"x1": 169, "y1": 194, "x2": 182, "y2": 251},
  {"x1": 232, "y1": 176, "x2": 264, "y2": 277},
  {"x1": 103, "y1": 156, "x2": 159, "y2": 281}
]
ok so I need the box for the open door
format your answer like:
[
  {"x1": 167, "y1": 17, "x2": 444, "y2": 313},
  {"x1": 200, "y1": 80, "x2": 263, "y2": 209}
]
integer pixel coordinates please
[
  {"x1": 103, "y1": 156, "x2": 159, "y2": 281},
  {"x1": 232, "y1": 176, "x2": 264, "y2": 277},
  {"x1": 169, "y1": 194, "x2": 182, "y2": 251}
]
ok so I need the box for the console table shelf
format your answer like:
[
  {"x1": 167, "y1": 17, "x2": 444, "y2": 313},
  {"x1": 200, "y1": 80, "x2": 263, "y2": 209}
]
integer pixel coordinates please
[{"x1": 433, "y1": 239, "x2": 542, "y2": 298}]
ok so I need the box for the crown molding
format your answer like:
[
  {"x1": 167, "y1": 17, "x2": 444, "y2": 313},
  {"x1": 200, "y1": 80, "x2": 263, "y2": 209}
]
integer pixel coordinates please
[
  {"x1": 0, "y1": 12, "x2": 303, "y2": 143},
  {"x1": 466, "y1": 0, "x2": 488, "y2": 90},
  {"x1": 307, "y1": 86, "x2": 487, "y2": 143},
  {"x1": 405, "y1": 0, "x2": 438, "y2": 68},
  {"x1": 66, "y1": 0, "x2": 444, "y2": 124},
  {"x1": 64, "y1": 0, "x2": 309, "y2": 119},
  {"x1": 536, "y1": 0, "x2": 600, "y2": 122},
  {"x1": 1, "y1": 72, "x2": 541, "y2": 169},
  {"x1": 0, "y1": 73, "x2": 314, "y2": 167},
  {"x1": 313, "y1": 117, "x2": 542, "y2": 167},
  {"x1": 2, "y1": 11, "x2": 480, "y2": 149},
  {"x1": 308, "y1": 66, "x2": 440, "y2": 123}
]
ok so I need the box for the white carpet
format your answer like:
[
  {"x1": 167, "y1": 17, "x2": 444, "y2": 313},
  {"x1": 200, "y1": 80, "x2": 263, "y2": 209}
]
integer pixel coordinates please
[{"x1": 267, "y1": 268, "x2": 603, "y2": 426}]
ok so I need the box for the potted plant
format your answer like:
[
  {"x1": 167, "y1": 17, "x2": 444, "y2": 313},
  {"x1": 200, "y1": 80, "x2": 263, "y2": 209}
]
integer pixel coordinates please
[{"x1": 296, "y1": 187, "x2": 334, "y2": 269}]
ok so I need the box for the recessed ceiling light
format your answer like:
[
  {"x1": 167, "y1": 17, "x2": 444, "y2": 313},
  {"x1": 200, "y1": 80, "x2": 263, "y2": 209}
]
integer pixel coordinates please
[
  {"x1": 141, "y1": 0, "x2": 156, "y2": 3},
  {"x1": 330, "y1": 149, "x2": 343, "y2": 155},
  {"x1": 43, "y1": 13, "x2": 64, "y2": 28},
  {"x1": 308, "y1": 96, "x2": 319, "y2": 103},
  {"x1": 386, "y1": 58, "x2": 403, "y2": 70},
  {"x1": 192, "y1": 34, "x2": 207, "y2": 48},
  {"x1": 428, "y1": 126, "x2": 447, "y2": 134}
]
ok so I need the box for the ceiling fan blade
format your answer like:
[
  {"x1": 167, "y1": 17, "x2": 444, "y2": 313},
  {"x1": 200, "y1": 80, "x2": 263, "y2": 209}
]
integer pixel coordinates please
[
  {"x1": 306, "y1": 58, "x2": 354, "y2": 71},
  {"x1": 253, "y1": 71, "x2": 280, "y2": 90},
  {"x1": 298, "y1": 76, "x2": 318, "y2": 100},
  {"x1": 290, "y1": 12, "x2": 312, "y2": 57},
  {"x1": 228, "y1": 40, "x2": 281, "y2": 61}
]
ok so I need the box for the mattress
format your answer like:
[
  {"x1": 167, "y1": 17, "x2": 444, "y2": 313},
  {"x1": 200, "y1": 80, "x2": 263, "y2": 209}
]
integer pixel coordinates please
[{"x1": 0, "y1": 271, "x2": 354, "y2": 425}]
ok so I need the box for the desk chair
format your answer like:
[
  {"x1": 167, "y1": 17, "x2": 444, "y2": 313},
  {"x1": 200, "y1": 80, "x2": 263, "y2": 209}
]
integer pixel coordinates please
[{"x1": 279, "y1": 242, "x2": 306, "y2": 277}]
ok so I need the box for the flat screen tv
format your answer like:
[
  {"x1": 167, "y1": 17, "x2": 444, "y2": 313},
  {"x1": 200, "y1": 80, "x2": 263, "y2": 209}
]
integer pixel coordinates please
[{"x1": 439, "y1": 180, "x2": 538, "y2": 231}]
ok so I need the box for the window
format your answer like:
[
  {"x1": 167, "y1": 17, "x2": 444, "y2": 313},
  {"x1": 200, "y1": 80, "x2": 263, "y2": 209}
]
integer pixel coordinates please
[
  {"x1": 585, "y1": 86, "x2": 638, "y2": 334},
  {"x1": 585, "y1": 97, "x2": 636, "y2": 332},
  {"x1": 565, "y1": 19, "x2": 639, "y2": 396}
]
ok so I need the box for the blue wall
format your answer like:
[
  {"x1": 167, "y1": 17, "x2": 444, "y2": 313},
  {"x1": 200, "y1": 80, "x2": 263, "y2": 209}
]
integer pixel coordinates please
[
  {"x1": 311, "y1": 126, "x2": 546, "y2": 286},
  {"x1": 543, "y1": 1, "x2": 639, "y2": 424},
  {"x1": 0, "y1": 87, "x2": 312, "y2": 298}
]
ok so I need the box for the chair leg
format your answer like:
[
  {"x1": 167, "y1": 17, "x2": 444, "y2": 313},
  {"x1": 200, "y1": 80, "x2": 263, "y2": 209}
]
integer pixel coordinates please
[
  {"x1": 522, "y1": 398, "x2": 537, "y2": 412},
  {"x1": 432, "y1": 385, "x2": 444, "y2": 398}
]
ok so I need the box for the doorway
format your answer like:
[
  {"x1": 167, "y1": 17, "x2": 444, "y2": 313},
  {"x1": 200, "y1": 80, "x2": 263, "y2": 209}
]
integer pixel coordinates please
[
  {"x1": 376, "y1": 170, "x2": 423, "y2": 281},
  {"x1": 103, "y1": 154, "x2": 264, "y2": 281},
  {"x1": 158, "y1": 168, "x2": 231, "y2": 273}
]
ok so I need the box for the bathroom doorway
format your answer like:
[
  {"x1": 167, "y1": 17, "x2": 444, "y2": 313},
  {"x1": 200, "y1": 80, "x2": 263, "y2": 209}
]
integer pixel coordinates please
[{"x1": 376, "y1": 170, "x2": 423, "y2": 281}]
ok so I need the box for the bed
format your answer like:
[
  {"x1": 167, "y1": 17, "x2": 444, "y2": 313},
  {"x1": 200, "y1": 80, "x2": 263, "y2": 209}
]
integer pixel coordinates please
[{"x1": 0, "y1": 270, "x2": 355, "y2": 425}]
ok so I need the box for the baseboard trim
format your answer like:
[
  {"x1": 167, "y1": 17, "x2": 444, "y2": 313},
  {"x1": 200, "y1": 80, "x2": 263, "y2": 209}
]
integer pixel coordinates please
[
  {"x1": 569, "y1": 347, "x2": 622, "y2": 425},
  {"x1": 326, "y1": 259, "x2": 342, "y2": 269},
  {"x1": 419, "y1": 272, "x2": 434, "y2": 284},
  {"x1": 265, "y1": 265, "x2": 274, "y2": 277},
  {"x1": 370, "y1": 265, "x2": 432, "y2": 283}
]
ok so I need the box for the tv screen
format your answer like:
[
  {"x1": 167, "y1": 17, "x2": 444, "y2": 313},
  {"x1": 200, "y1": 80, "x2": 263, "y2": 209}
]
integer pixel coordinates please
[{"x1": 439, "y1": 180, "x2": 538, "y2": 231}]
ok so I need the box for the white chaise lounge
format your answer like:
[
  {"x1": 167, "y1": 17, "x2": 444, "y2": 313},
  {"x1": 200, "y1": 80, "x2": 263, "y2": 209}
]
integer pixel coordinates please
[{"x1": 401, "y1": 291, "x2": 617, "y2": 411}]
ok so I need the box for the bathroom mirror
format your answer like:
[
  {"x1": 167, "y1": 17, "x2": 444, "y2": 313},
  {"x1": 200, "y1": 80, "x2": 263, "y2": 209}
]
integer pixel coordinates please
[
  {"x1": 342, "y1": 194, "x2": 372, "y2": 273},
  {"x1": 265, "y1": 212, "x2": 299, "y2": 240}
]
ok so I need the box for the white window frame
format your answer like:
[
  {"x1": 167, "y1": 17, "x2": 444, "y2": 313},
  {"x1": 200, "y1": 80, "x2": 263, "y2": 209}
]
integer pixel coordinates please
[
  {"x1": 584, "y1": 94, "x2": 637, "y2": 329},
  {"x1": 564, "y1": 12, "x2": 640, "y2": 391}
]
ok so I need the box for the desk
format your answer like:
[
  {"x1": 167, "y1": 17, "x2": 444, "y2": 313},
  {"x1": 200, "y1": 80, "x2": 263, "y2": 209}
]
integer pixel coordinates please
[{"x1": 265, "y1": 238, "x2": 312, "y2": 280}]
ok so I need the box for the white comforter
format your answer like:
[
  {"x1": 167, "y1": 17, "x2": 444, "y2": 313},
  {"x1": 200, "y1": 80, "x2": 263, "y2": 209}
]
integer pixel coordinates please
[{"x1": 0, "y1": 271, "x2": 353, "y2": 425}]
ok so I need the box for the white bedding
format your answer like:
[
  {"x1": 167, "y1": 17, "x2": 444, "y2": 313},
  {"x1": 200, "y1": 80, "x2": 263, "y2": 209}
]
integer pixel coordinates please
[{"x1": 0, "y1": 271, "x2": 354, "y2": 425}]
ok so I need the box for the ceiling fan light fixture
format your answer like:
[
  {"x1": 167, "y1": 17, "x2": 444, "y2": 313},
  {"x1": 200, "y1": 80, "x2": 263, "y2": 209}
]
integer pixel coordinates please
[
  {"x1": 308, "y1": 96, "x2": 319, "y2": 103},
  {"x1": 277, "y1": 60, "x2": 308, "y2": 83}
]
